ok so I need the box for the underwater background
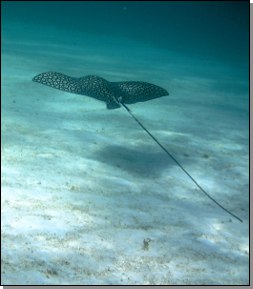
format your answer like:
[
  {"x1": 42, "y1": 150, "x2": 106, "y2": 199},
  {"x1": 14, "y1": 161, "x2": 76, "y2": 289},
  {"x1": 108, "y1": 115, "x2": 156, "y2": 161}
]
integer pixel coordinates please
[{"x1": 1, "y1": 1, "x2": 249, "y2": 285}]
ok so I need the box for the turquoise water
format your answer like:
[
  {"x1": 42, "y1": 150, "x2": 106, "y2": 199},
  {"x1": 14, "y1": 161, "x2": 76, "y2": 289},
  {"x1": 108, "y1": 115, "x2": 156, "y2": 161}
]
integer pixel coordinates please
[{"x1": 1, "y1": 1, "x2": 249, "y2": 285}]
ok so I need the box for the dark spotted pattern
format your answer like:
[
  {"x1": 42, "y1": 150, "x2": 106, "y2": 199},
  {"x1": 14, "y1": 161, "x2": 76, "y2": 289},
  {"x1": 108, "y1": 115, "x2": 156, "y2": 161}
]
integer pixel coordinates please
[
  {"x1": 111, "y1": 81, "x2": 169, "y2": 104},
  {"x1": 33, "y1": 71, "x2": 169, "y2": 109}
]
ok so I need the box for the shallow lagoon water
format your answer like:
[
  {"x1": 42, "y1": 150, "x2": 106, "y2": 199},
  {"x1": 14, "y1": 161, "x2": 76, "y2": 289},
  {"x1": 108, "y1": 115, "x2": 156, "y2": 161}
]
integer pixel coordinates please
[{"x1": 1, "y1": 2, "x2": 249, "y2": 285}]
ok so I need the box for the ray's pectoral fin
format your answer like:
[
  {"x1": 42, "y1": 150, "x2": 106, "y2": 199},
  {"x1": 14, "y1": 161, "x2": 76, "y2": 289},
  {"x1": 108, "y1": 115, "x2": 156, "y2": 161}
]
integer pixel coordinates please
[
  {"x1": 32, "y1": 71, "x2": 83, "y2": 94},
  {"x1": 33, "y1": 72, "x2": 122, "y2": 109}
]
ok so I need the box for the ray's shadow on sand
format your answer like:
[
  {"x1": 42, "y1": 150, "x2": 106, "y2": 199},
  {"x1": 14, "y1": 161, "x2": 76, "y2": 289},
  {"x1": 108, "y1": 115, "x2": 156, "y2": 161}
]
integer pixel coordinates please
[{"x1": 94, "y1": 144, "x2": 186, "y2": 178}]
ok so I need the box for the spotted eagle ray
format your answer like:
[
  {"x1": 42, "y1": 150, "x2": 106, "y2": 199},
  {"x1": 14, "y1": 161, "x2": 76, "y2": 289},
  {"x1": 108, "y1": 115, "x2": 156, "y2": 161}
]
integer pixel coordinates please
[{"x1": 33, "y1": 71, "x2": 243, "y2": 223}]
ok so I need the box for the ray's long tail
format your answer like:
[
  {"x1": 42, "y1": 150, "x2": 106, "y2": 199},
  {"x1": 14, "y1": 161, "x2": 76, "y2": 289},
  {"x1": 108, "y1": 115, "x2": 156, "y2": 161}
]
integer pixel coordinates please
[{"x1": 121, "y1": 103, "x2": 243, "y2": 223}]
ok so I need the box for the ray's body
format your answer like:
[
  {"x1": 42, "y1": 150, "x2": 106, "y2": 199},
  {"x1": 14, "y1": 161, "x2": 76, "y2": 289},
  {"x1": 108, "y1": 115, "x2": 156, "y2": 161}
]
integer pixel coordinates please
[{"x1": 33, "y1": 72, "x2": 168, "y2": 109}]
